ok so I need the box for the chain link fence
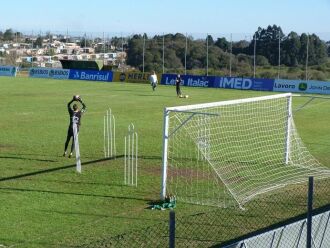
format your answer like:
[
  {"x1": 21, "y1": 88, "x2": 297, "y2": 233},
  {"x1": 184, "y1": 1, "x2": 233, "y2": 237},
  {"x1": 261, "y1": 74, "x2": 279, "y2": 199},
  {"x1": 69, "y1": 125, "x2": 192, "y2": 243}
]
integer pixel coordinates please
[{"x1": 73, "y1": 177, "x2": 329, "y2": 247}]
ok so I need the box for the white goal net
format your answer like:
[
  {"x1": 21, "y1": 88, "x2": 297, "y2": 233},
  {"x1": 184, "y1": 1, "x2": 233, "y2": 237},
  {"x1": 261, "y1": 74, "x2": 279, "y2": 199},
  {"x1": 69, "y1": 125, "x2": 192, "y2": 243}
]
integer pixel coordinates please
[{"x1": 161, "y1": 93, "x2": 330, "y2": 208}]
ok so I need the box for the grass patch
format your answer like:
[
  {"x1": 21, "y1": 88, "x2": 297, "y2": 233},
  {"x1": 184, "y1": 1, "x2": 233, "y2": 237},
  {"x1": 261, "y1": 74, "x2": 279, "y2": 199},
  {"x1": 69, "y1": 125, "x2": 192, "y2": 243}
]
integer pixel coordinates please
[{"x1": 0, "y1": 77, "x2": 329, "y2": 247}]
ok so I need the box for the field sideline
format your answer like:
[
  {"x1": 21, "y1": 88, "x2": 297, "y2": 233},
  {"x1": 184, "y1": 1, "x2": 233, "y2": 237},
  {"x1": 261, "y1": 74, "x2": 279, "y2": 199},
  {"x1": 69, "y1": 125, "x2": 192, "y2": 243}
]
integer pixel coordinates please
[{"x1": 0, "y1": 77, "x2": 329, "y2": 247}]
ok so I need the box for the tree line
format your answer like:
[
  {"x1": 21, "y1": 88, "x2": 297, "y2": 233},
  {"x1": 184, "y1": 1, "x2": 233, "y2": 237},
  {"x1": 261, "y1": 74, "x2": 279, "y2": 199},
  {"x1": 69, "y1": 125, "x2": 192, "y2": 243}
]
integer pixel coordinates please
[
  {"x1": 1, "y1": 25, "x2": 330, "y2": 78},
  {"x1": 126, "y1": 25, "x2": 330, "y2": 74}
]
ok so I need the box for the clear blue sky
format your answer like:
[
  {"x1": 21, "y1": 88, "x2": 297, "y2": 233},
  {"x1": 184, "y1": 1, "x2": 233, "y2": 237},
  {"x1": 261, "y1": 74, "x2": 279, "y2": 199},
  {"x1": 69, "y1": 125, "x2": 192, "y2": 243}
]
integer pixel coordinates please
[{"x1": 1, "y1": 0, "x2": 330, "y2": 39}]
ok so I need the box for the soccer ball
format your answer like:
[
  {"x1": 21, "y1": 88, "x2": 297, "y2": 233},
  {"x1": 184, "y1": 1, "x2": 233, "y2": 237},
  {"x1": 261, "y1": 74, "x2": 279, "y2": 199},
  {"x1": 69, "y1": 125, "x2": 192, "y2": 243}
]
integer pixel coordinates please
[{"x1": 185, "y1": 95, "x2": 189, "y2": 98}]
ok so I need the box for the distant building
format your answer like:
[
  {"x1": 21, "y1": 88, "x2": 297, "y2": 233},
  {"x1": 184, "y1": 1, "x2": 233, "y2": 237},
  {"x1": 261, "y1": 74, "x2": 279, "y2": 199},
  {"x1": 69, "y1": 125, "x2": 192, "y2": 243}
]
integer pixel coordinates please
[{"x1": 81, "y1": 47, "x2": 95, "y2": 54}]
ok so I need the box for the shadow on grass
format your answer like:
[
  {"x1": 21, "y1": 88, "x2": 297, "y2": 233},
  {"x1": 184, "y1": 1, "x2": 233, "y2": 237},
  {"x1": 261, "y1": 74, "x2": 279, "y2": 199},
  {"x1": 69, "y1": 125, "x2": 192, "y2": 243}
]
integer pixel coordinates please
[
  {"x1": 0, "y1": 186, "x2": 148, "y2": 202},
  {"x1": 139, "y1": 155, "x2": 162, "y2": 160},
  {"x1": 0, "y1": 155, "x2": 57, "y2": 163},
  {"x1": 0, "y1": 155, "x2": 124, "y2": 182},
  {"x1": 110, "y1": 88, "x2": 139, "y2": 92},
  {"x1": 135, "y1": 94, "x2": 175, "y2": 98},
  {"x1": 35, "y1": 209, "x2": 161, "y2": 220},
  {"x1": 26, "y1": 178, "x2": 121, "y2": 187}
]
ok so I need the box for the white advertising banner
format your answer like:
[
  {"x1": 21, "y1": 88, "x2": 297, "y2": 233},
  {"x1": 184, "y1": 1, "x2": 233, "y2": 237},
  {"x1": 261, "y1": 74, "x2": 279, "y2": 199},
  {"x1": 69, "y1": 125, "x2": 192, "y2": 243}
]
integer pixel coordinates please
[
  {"x1": 274, "y1": 79, "x2": 330, "y2": 95},
  {"x1": 29, "y1": 68, "x2": 70, "y2": 79}
]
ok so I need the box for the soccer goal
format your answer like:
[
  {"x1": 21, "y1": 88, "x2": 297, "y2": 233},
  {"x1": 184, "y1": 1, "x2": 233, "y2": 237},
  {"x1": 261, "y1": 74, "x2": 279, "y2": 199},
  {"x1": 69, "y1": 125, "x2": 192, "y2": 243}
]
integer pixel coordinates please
[{"x1": 161, "y1": 93, "x2": 330, "y2": 208}]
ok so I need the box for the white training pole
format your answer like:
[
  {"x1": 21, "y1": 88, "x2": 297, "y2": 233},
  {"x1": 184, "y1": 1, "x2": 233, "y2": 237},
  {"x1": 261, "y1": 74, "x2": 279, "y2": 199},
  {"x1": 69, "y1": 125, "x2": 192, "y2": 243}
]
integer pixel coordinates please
[
  {"x1": 73, "y1": 117, "x2": 81, "y2": 173},
  {"x1": 109, "y1": 108, "x2": 113, "y2": 157},
  {"x1": 131, "y1": 124, "x2": 134, "y2": 185},
  {"x1": 125, "y1": 125, "x2": 130, "y2": 185},
  {"x1": 135, "y1": 132, "x2": 138, "y2": 186},
  {"x1": 124, "y1": 136, "x2": 127, "y2": 184},
  {"x1": 128, "y1": 124, "x2": 131, "y2": 183},
  {"x1": 124, "y1": 123, "x2": 138, "y2": 186},
  {"x1": 103, "y1": 116, "x2": 107, "y2": 158},
  {"x1": 105, "y1": 110, "x2": 108, "y2": 157},
  {"x1": 113, "y1": 114, "x2": 116, "y2": 158},
  {"x1": 107, "y1": 109, "x2": 110, "y2": 157},
  {"x1": 103, "y1": 108, "x2": 116, "y2": 159}
]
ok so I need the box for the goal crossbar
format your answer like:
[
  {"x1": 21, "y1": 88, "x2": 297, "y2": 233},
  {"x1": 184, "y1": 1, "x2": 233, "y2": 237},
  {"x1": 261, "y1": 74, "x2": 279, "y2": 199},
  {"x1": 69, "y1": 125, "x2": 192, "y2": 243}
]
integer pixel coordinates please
[{"x1": 165, "y1": 93, "x2": 292, "y2": 112}]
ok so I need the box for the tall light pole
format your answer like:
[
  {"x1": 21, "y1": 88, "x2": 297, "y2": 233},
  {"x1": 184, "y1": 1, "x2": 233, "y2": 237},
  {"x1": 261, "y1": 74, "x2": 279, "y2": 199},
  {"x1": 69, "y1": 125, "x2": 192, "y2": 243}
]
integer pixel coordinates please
[
  {"x1": 121, "y1": 33, "x2": 124, "y2": 52},
  {"x1": 229, "y1": 33, "x2": 232, "y2": 77},
  {"x1": 206, "y1": 34, "x2": 209, "y2": 76},
  {"x1": 278, "y1": 30, "x2": 281, "y2": 79},
  {"x1": 103, "y1": 32, "x2": 105, "y2": 65},
  {"x1": 142, "y1": 34, "x2": 145, "y2": 74},
  {"x1": 185, "y1": 33, "x2": 187, "y2": 75},
  {"x1": 162, "y1": 34, "x2": 165, "y2": 74},
  {"x1": 253, "y1": 34, "x2": 256, "y2": 78},
  {"x1": 305, "y1": 34, "x2": 309, "y2": 81}
]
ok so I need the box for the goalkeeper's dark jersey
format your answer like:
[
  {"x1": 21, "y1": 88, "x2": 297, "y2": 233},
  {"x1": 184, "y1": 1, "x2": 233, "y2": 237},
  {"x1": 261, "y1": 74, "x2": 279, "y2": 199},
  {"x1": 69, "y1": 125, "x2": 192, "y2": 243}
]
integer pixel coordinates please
[{"x1": 68, "y1": 100, "x2": 87, "y2": 128}]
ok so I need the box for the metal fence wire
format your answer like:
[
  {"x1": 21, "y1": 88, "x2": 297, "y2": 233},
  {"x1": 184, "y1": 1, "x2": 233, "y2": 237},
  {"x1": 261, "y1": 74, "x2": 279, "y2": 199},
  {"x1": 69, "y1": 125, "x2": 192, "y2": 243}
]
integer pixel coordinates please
[{"x1": 75, "y1": 177, "x2": 329, "y2": 247}]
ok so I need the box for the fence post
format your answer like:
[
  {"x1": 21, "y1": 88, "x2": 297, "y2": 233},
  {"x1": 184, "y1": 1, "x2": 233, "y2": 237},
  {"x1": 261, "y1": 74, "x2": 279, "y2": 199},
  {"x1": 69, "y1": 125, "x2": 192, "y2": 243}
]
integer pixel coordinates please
[
  {"x1": 306, "y1": 176, "x2": 314, "y2": 248},
  {"x1": 169, "y1": 210, "x2": 175, "y2": 248}
]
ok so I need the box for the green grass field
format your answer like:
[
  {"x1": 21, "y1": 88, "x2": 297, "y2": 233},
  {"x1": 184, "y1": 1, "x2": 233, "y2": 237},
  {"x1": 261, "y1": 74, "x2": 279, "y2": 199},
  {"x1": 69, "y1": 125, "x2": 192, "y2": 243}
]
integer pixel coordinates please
[{"x1": 0, "y1": 77, "x2": 329, "y2": 247}]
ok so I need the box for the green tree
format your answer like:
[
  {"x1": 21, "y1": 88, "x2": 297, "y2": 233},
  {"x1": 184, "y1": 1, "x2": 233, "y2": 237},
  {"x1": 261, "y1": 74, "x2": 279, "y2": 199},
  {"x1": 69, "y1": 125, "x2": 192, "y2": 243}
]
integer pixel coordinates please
[
  {"x1": 3, "y1": 29, "x2": 14, "y2": 41},
  {"x1": 46, "y1": 32, "x2": 53, "y2": 43},
  {"x1": 207, "y1": 46, "x2": 223, "y2": 69},
  {"x1": 282, "y1": 32, "x2": 300, "y2": 66},
  {"x1": 308, "y1": 34, "x2": 327, "y2": 65},
  {"x1": 111, "y1": 36, "x2": 126, "y2": 51},
  {"x1": 145, "y1": 37, "x2": 163, "y2": 72},
  {"x1": 34, "y1": 36, "x2": 43, "y2": 48},
  {"x1": 80, "y1": 37, "x2": 92, "y2": 48},
  {"x1": 124, "y1": 29, "x2": 329, "y2": 74},
  {"x1": 215, "y1": 37, "x2": 230, "y2": 52},
  {"x1": 165, "y1": 49, "x2": 183, "y2": 71},
  {"x1": 232, "y1": 40, "x2": 249, "y2": 55},
  {"x1": 126, "y1": 34, "x2": 144, "y2": 68},
  {"x1": 187, "y1": 41, "x2": 205, "y2": 69},
  {"x1": 206, "y1": 34, "x2": 214, "y2": 46},
  {"x1": 249, "y1": 25, "x2": 284, "y2": 65},
  {"x1": 327, "y1": 41, "x2": 330, "y2": 56},
  {"x1": 256, "y1": 55, "x2": 269, "y2": 66}
]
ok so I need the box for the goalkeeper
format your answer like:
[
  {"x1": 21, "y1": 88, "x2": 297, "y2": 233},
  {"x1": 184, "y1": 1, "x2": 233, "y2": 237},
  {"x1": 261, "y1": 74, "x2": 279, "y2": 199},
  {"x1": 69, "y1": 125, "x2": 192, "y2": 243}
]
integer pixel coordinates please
[
  {"x1": 175, "y1": 74, "x2": 182, "y2": 97},
  {"x1": 63, "y1": 95, "x2": 87, "y2": 158}
]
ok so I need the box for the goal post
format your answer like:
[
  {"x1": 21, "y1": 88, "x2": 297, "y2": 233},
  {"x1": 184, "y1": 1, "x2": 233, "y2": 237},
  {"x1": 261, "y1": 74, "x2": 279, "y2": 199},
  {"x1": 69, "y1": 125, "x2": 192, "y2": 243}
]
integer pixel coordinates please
[
  {"x1": 285, "y1": 95, "x2": 292, "y2": 165},
  {"x1": 161, "y1": 108, "x2": 170, "y2": 201},
  {"x1": 161, "y1": 93, "x2": 330, "y2": 208}
]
